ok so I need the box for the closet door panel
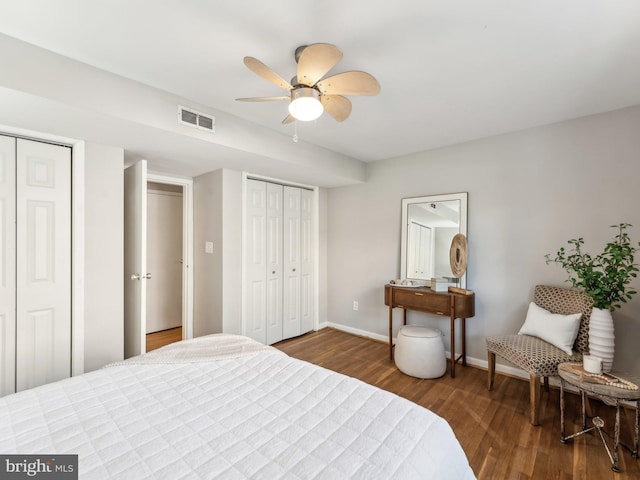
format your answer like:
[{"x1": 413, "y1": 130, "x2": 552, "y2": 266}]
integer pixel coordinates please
[
  {"x1": 245, "y1": 180, "x2": 267, "y2": 343},
  {"x1": 299, "y1": 188, "x2": 314, "y2": 334},
  {"x1": 282, "y1": 187, "x2": 301, "y2": 340},
  {"x1": 0, "y1": 136, "x2": 16, "y2": 396},
  {"x1": 265, "y1": 183, "x2": 283, "y2": 345},
  {"x1": 15, "y1": 139, "x2": 71, "y2": 392}
]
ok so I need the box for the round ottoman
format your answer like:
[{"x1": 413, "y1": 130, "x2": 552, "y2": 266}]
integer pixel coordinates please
[{"x1": 394, "y1": 325, "x2": 446, "y2": 378}]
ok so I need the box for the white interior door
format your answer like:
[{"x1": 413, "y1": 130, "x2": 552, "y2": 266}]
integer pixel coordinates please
[
  {"x1": 265, "y1": 183, "x2": 283, "y2": 345},
  {"x1": 244, "y1": 179, "x2": 315, "y2": 345},
  {"x1": 420, "y1": 225, "x2": 433, "y2": 279},
  {"x1": 15, "y1": 138, "x2": 71, "y2": 392},
  {"x1": 299, "y1": 188, "x2": 314, "y2": 334},
  {"x1": 0, "y1": 135, "x2": 16, "y2": 396},
  {"x1": 245, "y1": 179, "x2": 267, "y2": 343},
  {"x1": 282, "y1": 186, "x2": 301, "y2": 340},
  {"x1": 124, "y1": 160, "x2": 147, "y2": 358}
]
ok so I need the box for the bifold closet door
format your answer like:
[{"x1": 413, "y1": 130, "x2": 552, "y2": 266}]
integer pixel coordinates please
[
  {"x1": 15, "y1": 138, "x2": 71, "y2": 392},
  {"x1": 245, "y1": 180, "x2": 312, "y2": 344},
  {"x1": 245, "y1": 180, "x2": 284, "y2": 344},
  {"x1": 265, "y1": 183, "x2": 283, "y2": 344},
  {"x1": 0, "y1": 135, "x2": 16, "y2": 396},
  {"x1": 282, "y1": 187, "x2": 314, "y2": 340},
  {"x1": 298, "y1": 188, "x2": 314, "y2": 335}
]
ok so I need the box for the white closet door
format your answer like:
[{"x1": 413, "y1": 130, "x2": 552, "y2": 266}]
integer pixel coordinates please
[
  {"x1": 15, "y1": 138, "x2": 71, "y2": 392},
  {"x1": 419, "y1": 225, "x2": 433, "y2": 279},
  {"x1": 0, "y1": 135, "x2": 16, "y2": 396},
  {"x1": 265, "y1": 183, "x2": 283, "y2": 345},
  {"x1": 407, "y1": 222, "x2": 418, "y2": 277},
  {"x1": 283, "y1": 186, "x2": 301, "y2": 340},
  {"x1": 245, "y1": 180, "x2": 267, "y2": 343},
  {"x1": 299, "y1": 188, "x2": 314, "y2": 334}
]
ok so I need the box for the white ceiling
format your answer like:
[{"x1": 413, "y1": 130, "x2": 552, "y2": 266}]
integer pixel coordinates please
[{"x1": 1, "y1": 0, "x2": 640, "y2": 177}]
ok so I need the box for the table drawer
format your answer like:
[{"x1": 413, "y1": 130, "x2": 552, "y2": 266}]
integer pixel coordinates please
[{"x1": 393, "y1": 289, "x2": 451, "y2": 315}]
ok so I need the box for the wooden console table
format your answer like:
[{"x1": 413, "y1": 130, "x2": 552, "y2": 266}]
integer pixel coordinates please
[{"x1": 384, "y1": 285, "x2": 475, "y2": 378}]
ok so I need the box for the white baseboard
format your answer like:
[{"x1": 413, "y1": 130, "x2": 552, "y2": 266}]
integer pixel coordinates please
[
  {"x1": 323, "y1": 322, "x2": 390, "y2": 344},
  {"x1": 321, "y1": 322, "x2": 531, "y2": 381},
  {"x1": 318, "y1": 323, "x2": 638, "y2": 406}
]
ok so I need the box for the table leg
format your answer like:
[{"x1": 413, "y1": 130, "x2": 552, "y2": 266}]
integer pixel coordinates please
[
  {"x1": 634, "y1": 400, "x2": 639, "y2": 458},
  {"x1": 388, "y1": 305, "x2": 393, "y2": 361},
  {"x1": 613, "y1": 403, "x2": 621, "y2": 472},
  {"x1": 461, "y1": 317, "x2": 467, "y2": 367},
  {"x1": 450, "y1": 314, "x2": 456, "y2": 378},
  {"x1": 560, "y1": 379, "x2": 566, "y2": 443}
]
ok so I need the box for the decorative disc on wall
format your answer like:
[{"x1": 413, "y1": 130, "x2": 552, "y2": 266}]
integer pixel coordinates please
[{"x1": 449, "y1": 233, "x2": 468, "y2": 279}]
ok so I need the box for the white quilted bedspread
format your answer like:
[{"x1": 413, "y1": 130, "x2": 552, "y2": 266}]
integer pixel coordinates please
[{"x1": 0, "y1": 334, "x2": 475, "y2": 479}]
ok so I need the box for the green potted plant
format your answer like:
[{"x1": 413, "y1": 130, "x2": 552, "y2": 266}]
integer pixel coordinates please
[{"x1": 545, "y1": 223, "x2": 639, "y2": 371}]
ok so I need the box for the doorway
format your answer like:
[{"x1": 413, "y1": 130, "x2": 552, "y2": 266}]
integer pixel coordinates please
[
  {"x1": 146, "y1": 181, "x2": 184, "y2": 350},
  {"x1": 124, "y1": 161, "x2": 193, "y2": 358}
]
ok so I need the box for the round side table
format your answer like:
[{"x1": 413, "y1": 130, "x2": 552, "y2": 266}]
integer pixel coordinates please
[{"x1": 558, "y1": 363, "x2": 640, "y2": 473}]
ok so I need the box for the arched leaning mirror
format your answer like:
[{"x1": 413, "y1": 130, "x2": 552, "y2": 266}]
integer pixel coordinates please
[{"x1": 400, "y1": 192, "x2": 468, "y2": 288}]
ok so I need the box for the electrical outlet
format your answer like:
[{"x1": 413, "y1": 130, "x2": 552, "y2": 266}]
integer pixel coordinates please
[{"x1": 353, "y1": 301, "x2": 359, "y2": 311}]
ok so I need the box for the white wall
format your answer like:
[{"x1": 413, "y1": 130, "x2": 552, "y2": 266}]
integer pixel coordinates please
[
  {"x1": 193, "y1": 168, "x2": 243, "y2": 336},
  {"x1": 83, "y1": 142, "x2": 124, "y2": 372},
  {"x1": 221, "y1": 169, "x2": 243, "y2": 334},
  {"x1": 193, "y1": 170, "x2": 223, "y2": 336},
  {"x1": 327, "y1": 105, "x2": 640, "y2": 376},
  {"x1": 318, "y1": 188, "x2": 329, "y2": 327}
]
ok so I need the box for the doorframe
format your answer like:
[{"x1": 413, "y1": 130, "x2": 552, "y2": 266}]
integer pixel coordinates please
[
  {"x1": 241, "y1": 172, "x2": 320, "y2": 340},
  {"x1": 146, "y1": 173, "x2": 194, "y2": 341}
]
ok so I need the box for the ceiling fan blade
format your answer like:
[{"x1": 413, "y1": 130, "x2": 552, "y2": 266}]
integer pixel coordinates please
[
  {"x1": 282, "y1": 114, "x2": 296, "y2": 125},
  {"x1": 316, "y1": 71, "x2": 381, "y2": 96},
  {"x1": 236, "y1": 96, "x2": 290, "y2": 102},
  {"x1": 243, "y1": 56, "x2": 293, "y2": 91},
  {"x1": 296, "y1": 43, "x2": 343, "y2": 87},
  {"x1": 321, "y1": 95, "x2": 352, "y2": 122}
]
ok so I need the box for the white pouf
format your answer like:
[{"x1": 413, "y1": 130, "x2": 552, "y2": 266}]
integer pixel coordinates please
[{"x1": 394, "y1": 325, "x2": 446, "y2": 378}]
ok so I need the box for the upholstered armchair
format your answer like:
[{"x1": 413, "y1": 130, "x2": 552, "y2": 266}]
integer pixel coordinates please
[{"x1": 486, "y1": 285, "x2": 593, "y2": 425}]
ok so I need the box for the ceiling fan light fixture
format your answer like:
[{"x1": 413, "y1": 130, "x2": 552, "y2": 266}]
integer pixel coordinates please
[{"x1": 288, "y1": 87, "x2": 323, "y2": 121}]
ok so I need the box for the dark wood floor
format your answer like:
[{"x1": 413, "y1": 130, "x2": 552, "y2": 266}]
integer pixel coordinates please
[
  {"x1": 274, "y1": 328, "x2": 639, "y2": 480},
  {"x1": 146, "y1": 326, "x2": 182, "y2": 352}
]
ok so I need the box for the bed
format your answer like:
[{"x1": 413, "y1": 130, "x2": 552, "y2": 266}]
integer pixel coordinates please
[{"x1": 0, "y1": 334, "x2": 475, "y2": 479}]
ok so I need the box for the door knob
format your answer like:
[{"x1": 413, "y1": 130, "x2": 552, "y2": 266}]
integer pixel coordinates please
[{"x1": 130, "y1": 273, "x2": 152, "y2": 280}]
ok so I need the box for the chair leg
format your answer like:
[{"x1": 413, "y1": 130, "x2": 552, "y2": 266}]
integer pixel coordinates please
[
  {"x1": 544, "y1": 376, "x2": 549, "y2": 392},
  {"x1": 530, "y1": 375, "x2": 541, "y2": 426},
  {"x1": 487, "y1": 351, "x2": 496, "y2": 390}
]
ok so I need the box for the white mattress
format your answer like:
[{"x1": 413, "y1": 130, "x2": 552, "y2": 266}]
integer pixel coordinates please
[{"x1": 0, "y1": 334, "x2": 475, "y2": 479}]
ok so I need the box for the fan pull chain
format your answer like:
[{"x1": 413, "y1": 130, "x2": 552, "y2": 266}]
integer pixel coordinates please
[{"x1": 293, "y1": 120, "x2": 299, "y2": 143}]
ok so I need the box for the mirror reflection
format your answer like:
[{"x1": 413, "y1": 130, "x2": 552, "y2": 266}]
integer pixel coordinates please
[{"x1": 400, "y1": 193, "x2": 467, "y2": 287}]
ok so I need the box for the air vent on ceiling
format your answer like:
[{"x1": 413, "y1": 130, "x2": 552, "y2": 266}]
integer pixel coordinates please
[{"x1": 178, "y1": 105, "x2": 215, "y2": 133}]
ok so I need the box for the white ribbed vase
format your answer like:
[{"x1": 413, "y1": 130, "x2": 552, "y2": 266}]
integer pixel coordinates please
[{"x1": 588, "y1": 307, "x2": 615, "y2": 373}]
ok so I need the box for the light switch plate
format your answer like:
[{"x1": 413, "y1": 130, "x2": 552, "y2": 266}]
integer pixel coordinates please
[{"x1": 205, "y1": 241, "x2": 214, "y2": 254}]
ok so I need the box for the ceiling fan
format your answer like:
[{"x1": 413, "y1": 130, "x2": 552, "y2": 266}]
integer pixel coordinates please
[{"x1": 236, "y1": 43, "x2": 380, "y2": 124}]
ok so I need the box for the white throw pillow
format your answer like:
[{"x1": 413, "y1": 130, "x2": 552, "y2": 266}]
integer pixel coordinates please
[{"x1": 518, "y1": 302, "x2": 582, "y2": 355}]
